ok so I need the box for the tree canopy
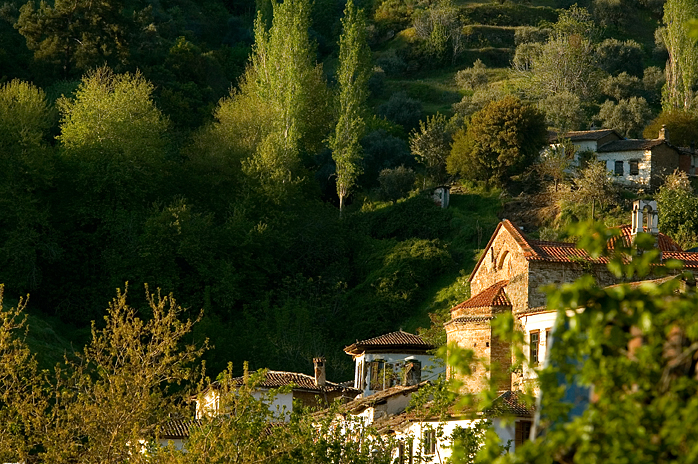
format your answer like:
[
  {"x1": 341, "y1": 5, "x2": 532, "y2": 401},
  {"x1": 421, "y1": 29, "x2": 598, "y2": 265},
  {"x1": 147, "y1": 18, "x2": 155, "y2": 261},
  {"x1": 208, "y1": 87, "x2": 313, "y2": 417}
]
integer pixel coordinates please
[{"x1": 447, "y1": 96, "x2": 547, "y2": 186}]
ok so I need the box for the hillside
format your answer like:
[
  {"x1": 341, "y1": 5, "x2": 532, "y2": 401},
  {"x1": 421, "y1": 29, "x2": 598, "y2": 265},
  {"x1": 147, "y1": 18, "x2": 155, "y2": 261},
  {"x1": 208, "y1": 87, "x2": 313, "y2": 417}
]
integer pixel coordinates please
[{"x1": 0, "y1": 0, "x2": 677, "y2": 381}]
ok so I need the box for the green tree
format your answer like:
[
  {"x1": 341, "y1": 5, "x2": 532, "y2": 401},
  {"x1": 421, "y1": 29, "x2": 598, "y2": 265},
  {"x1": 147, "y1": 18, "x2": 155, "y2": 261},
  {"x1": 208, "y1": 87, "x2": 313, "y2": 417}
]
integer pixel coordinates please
[
  {"x1": 41, "y1": 285, "x2": 204, "y2": 463},
  {"x1": 522, "y1": 6, "x2": 602, "y2": 100},
  {"x1": 643, "y1": 110, "x2": 698, "y2": 145},
  {"x1": 0, "y1": 288, "x2": 48, "y2": 463},
  {"x1": 662, "y1": 0, "x2": 698, "y2": 111},
  {"x1": 409, "y1": 112, "x2": 451, "y2": 186},
  {"x1": 447, "y1": 96, "x2": 547, "y2": 186},
  {"x1": 657, "y1": 170, "x2": 698, "y2": 249},
  {"x1": 244, "y1": 0, "x2": 331, "y2": 200},
  {"x1": 572, "y1": 160, "x2": 618, "y2": 221},
  {"x1": 537, "y1": 139, "x2": 574, "y2": 192},
  {"x1": 329, "y1": 0, "x2": 372, "y2": 215},
  {"x1": 57, "y1": 67, "x2": 169, "y2": 209},
  {"x1": 0, "y1": 79, "x2": 56, "y2": 292},
  {"x1": 539, "y1": 91, "x2": 584, "y2": 133},
  {"x1": 597, "y1": 97, "x2": 652, "y2": 138},
  {"x1": 16, "y1": 0, "x2": 129, "y2": 77}
]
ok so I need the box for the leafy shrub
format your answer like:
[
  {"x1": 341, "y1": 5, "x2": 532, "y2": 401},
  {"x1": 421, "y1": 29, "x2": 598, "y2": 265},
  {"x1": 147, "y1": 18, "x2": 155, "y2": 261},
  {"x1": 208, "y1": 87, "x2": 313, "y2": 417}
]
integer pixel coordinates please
[
  {"x1": 600, "y1": 72, "x2": 643, "y2": 101},
  {"x1": 596, "y1": 39, "x2": 644, "y2": 77},
  {"x1": 375, "y1": 49, "x2": 407, "y2": 76},
  {"x1": 377, "y1": 166, "x2": 417, "y2": 202},
  {"x1": 461, "y1": 25, "x2": 516, "y2": 48},
  {"x1": 356, "y1": 195, "x2": 453, "y2": 241},
  {"x1": 512, "y1": 42, "x2": 543, "y2": 71},
  {"x1": 360, "y1": 129, "x2": 413, "y2": 188},
  {"x1": 460, "y1": 4, "x2": 558, "y2": 27},
  {"x1": 454, "y1": 59, "x2": 488, "y2": 90},
  {"x1": 514, "y1": 26, "x2": 550, "y2": 45},
  {"x1": 597, "y1": 97, "x2": 652, "y2": 139},
  {"x1": 377, "y1": 91, "x2": 423, "y2": 131}
]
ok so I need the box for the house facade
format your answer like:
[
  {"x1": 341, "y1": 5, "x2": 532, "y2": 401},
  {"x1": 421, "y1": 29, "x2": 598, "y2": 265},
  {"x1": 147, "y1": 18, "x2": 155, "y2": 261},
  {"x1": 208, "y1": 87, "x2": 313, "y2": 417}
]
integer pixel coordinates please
[
  {"x1": 344, "y1": 330, "x2": 444, "y2": 397},
  {"x1": 553, "y1": 127, "x2": 694, "y2": 187}
]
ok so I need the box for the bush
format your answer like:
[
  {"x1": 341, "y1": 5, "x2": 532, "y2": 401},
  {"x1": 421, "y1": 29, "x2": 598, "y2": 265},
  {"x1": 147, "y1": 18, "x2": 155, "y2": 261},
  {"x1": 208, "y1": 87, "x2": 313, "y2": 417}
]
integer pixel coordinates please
[
  {"x1": 600, "y1": 72, "x2": 643, "y2": 101},
  {"x1": 377, "y1": 166, "x2": 416, "y2": 202},
  {"x1": 460, "y1": 3, "x2": 558, "y2": 27},
  {"x1": 360, "y1": 129, "x2": 413, "y2": 188},
  {"x1": 375, "y1": 49, "x2": 407, "y2": 76},
  {"x1": 514, "y1": 26, "x2": 550, "y2": 45},
  {"x1": 461, "y1": 25, "x2": 516, "y2": 48},
  {"x1": 597, "y1": 97, "x2": 652, "y2": 139},
  {"x1": 643, "y1": 110, "x2": 698, "y2": 146},
  {"x1": 454, "y1": 59, "x2": 488, "y2": 90},
  {"x1": 377, "y1": 91, "x2": 423, "y2": 131},
  {"x1": 596, "y1": 39, "x2": 644, "y2": 77},
  {"x1": 539, "y1": 91, "x2": 584, "y2": 133},
  {"x1": 452, "y1": 85, "x2": 508, "y2": 118}
]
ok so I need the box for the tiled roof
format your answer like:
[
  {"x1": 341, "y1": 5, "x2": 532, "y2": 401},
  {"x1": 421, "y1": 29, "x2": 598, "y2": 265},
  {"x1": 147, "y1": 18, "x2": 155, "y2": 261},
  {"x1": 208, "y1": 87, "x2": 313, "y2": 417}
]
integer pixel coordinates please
[
  {"x1": 596, "y1": 138, "x2": 669, "y2": 152},
  {"x1": 450, "y1": 280, "x2": 510, "y2": 312},
  {"x1": 484, "y1": 390, "x2": 535, "y2": 418},
  {"x1": 471, "y1": 220, "x2": 698, "y2": 279},
  {"x1": 663, "y1": 251, "x2": 698, "y2": 268},
  {"x1": 344, "y1": 330, "x2": 433, "y2": 356},
  {"x1": 160, "y1": 419, "x2": 200, "y2": 439},
  {"x1": 564, "y1": 129, "x2": 622, "y2": 142},
  {"x1": 231, "y1": 370, "x2": 359, "y2": 394}
]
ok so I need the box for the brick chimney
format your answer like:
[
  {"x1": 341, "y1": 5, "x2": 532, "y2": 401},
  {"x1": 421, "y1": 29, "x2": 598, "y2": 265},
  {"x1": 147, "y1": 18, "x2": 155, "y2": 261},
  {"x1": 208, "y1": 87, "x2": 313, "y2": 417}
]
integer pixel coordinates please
[
  {"x1": 658, "y1": 124, "x2": 669, "y2": 142},
  {"x1": 313, "y1": 357, "x2": 326, "y2": 387}
]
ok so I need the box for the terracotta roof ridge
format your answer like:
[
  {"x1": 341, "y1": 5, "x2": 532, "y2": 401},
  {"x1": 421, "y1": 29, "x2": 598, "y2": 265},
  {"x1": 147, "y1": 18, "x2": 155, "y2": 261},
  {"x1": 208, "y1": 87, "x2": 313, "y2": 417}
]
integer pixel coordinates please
[{"x1": 451, "y1": 280, "x2": 510, "y2": 312}]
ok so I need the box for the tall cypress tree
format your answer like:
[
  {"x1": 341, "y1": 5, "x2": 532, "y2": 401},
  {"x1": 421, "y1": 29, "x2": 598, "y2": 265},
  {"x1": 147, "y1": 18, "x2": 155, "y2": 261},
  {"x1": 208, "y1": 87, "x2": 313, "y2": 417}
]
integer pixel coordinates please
[{"x1": 329, "y1": 0, "x2": 371, "y2": 215}]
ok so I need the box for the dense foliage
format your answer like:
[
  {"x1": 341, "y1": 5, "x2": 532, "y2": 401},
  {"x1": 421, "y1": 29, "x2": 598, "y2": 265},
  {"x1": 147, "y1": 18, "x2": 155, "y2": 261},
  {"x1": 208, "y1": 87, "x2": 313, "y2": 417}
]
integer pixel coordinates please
[{"x1": 2, "y1": 0, "x2": 698, "y2": 384}]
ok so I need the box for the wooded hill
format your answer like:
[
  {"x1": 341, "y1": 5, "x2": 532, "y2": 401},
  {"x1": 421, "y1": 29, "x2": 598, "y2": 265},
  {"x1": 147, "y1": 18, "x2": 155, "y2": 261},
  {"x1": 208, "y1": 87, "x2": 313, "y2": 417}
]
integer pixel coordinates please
[{"x1": 0, "y1": 0, "x2": 690, "y2": 380}]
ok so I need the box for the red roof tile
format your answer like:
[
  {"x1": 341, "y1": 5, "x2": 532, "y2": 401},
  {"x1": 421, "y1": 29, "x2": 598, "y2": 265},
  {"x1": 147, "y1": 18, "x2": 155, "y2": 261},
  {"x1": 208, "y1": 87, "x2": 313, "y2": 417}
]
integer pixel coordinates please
[
  {"x1": 344, "y1": 331, "x2": 433, "y2": 356},
  {"x1": 611, "y1": 225, "x2": 683, "y2": 252},
  {"x1": 451, "y1": 280, "x2": 510, "y2": 313}
]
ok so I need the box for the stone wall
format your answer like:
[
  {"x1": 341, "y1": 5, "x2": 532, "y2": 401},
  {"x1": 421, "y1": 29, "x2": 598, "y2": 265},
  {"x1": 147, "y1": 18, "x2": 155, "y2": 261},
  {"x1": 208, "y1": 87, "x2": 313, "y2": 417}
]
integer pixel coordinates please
[
  {"x1": 445, "y1": 306, "x2": 512, "y2": 393},
  {"x1": 526, "y1": 261, "x2": 616, "y2": 312}
]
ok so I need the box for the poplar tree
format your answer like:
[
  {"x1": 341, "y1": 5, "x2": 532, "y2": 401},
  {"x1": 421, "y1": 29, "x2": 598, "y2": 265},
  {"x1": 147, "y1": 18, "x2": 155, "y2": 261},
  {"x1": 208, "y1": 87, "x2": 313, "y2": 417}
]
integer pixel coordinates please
[
  {"x1": 661, "y1": 0, "x2": 698, "y2": 111},
  {"x1": 243, "y1": 0, "x2": 330, "y2": 201},
  {"x1": 329, "y1": 0, "x2": 371, "y2": 215}
]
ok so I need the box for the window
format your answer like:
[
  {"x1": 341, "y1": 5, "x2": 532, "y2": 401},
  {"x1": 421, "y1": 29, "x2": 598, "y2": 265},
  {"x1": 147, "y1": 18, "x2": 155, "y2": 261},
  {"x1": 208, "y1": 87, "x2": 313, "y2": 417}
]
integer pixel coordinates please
[
  {"x1": 615, "y1": 160, "x2": 624, "y2": 176},
  {"x1": 515, "y1": 420, "x2": 532, "y2": 448},
  {"x1": 530, "y1": 331, "x2": 540, "y2": 365},
  {"x1": 629, "y1": 160, "x2": 639, "y2": 175},
  {"x1": 423, "y1": 429, "x2": 436, "y2": 455}
]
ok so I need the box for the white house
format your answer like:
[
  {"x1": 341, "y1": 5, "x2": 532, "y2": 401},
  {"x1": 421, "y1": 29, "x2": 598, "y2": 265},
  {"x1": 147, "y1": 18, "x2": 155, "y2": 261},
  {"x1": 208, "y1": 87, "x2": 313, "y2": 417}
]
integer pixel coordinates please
[{"x1": 344, "y1": 330, "x2": 445, "y2": 397}]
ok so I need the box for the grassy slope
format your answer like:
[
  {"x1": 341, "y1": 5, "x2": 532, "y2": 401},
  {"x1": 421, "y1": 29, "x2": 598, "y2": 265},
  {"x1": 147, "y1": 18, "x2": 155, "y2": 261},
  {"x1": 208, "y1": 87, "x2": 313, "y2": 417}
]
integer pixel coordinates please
[{"x1": 402, "y1": 189, "x2": 504, "y2": 334}]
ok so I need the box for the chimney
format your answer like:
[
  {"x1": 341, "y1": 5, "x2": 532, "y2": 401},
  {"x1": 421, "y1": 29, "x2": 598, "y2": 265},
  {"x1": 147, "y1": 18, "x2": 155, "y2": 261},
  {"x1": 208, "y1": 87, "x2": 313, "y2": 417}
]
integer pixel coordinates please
[
  {"x1": 658, "y1": 124, "x2": 669, "y2": 142},
  {"x1": 402, "y1": 357, "x2": 422, "y2": 386},
  {"x1": 313, "y1": 357, "x2": 326, "y2": 387}
]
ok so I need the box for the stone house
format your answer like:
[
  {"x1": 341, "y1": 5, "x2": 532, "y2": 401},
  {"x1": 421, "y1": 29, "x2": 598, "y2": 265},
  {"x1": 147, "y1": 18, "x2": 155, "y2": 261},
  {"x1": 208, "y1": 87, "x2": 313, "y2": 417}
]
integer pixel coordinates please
[{"x1": 446, "y1": 205, "x2": 698, "y2": 393}]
